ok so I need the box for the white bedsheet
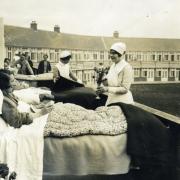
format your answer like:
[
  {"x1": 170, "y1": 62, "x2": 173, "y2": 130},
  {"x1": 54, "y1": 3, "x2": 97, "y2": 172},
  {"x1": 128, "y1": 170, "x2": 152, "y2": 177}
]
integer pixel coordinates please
[{"x1": 0, "y1": 114, "x2": 48, "y2": 180}]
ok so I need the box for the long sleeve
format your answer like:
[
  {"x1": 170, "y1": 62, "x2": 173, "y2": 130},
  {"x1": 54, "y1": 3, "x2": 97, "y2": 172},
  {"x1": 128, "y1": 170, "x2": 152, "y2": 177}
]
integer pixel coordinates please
[
  {"x1": 25, "y1": 60, "x2": 34, "y2": 75},
  {"x1": 2, "y1": 97, "x2": 33, "y2": 128},
  {"x1": 120, "y1": 64, "x2": 133, "y2": 90}
]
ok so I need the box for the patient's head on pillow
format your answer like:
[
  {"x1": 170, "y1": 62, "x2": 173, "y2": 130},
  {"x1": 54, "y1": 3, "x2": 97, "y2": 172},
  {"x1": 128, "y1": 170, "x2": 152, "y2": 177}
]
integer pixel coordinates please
[{"x1": 0, "y1": 69, "x2": 13, "y2": 92}]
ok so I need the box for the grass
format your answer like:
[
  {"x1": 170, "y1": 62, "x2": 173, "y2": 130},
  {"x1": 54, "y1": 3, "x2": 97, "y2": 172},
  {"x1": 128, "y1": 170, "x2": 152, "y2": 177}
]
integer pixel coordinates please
[{"x1": 131, "y1": 83, "x2": 180, "y2": 117}]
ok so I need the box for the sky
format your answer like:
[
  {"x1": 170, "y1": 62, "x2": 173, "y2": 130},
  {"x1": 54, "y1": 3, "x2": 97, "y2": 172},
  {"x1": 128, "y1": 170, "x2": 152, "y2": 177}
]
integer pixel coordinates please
[{"x1": 0, "y1": 0, "x2": 180, "y2": 38}]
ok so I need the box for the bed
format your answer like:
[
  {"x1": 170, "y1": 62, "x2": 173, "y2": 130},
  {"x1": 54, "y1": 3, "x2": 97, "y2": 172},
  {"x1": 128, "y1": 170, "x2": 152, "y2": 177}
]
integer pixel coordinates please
[
  {"x1": 0, "y1": 114, "x2": 132, "y2": 180},
  {"x1": 0, "y1": 74, "x2": 173, "y2": 180}
]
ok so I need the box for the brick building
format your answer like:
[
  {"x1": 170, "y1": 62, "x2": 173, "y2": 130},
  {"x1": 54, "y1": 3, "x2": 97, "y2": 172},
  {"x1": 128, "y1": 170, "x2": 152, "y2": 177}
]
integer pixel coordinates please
[{"x1": 2, "y1": 20, "x2": 180, "y2": 83}]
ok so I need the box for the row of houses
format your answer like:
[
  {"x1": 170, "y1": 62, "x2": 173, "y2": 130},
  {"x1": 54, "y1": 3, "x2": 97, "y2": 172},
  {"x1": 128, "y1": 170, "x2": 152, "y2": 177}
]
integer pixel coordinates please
[{"x1": 1, "y1": 19, "x2": 180, "y2": 84}]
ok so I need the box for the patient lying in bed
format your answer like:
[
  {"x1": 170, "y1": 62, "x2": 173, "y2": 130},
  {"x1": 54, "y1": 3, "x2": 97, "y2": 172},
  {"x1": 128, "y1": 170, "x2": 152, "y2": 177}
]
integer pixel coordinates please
[{"x1": 0, "y1": 69, "x2": 52, "y2": 128}]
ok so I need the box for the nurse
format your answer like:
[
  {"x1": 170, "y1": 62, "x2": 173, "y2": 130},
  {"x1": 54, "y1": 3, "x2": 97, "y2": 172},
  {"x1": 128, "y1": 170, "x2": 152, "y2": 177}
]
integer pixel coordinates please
[
  {"x1": 53, "y1": 50, "x2": 82, "y2": 83},
  {"x1": 97, "y1": 42, "x2": 134, "y2": 105}
]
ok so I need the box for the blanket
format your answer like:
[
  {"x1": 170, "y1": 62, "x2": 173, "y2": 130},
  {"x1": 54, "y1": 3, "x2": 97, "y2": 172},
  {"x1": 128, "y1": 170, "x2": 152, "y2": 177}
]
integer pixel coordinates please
[
  {"x1": 0, "y1": 114, "x2": 48, "y2": 180},
  {"x1": 44, "y1": 103, "x2": 127, "y2": 137},
  {"x1": 43, "y1": 134, "x2": 130, "y2": 177},
  {"x1": 108, "y1": 102, "x2": 172, "y2": 168},
  {"x1": 43, "y1": 76, "x2": 98, "y2": 109}
]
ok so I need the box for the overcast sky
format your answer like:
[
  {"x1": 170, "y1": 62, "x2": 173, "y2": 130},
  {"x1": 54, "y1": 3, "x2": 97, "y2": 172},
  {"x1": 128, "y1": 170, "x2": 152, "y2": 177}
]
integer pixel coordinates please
[{"x1": 0, "y1": 0, "x2": 180, "y2": 38}]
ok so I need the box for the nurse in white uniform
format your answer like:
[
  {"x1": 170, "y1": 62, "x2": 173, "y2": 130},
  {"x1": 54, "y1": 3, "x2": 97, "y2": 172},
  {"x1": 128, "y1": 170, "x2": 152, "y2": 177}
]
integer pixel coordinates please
[
  {"x1": 53, "y1": 51, "x2": 82, "y2": 83},
  {"x1": 97, "y1": 42, "x2": 134, "y2": 105}
]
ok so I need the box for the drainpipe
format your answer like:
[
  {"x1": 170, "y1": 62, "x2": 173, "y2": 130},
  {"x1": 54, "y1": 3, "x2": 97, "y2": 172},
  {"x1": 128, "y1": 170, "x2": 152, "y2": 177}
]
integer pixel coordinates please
[{"x1": 0, "y1": 17, "x2": 5, "y2": 68}]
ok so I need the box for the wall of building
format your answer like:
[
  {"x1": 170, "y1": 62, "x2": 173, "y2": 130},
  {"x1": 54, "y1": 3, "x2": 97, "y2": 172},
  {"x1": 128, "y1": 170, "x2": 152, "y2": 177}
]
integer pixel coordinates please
[
  {"x1": 0, "y1": 17, "x2": 5, "y2": 68},
  {"x1": 4, "y1": 44, "x2": 180, "y2": 84}
]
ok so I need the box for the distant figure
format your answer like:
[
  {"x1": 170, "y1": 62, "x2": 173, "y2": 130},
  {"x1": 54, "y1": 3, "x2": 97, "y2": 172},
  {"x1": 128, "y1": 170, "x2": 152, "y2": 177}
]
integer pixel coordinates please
[
  {"x1": 4, "y1": 58, "x2": 11, "y2": 70},
  {"x1": 4, "y1": 58, "x2": 17, "y2": 74},
  {"x1": 98, "y1": 62, "x2": 104, "y2": 72},
  {"x1": 53, "y1": 51, "x2": 82, "y2": 83},
  {"x1": 37, "y1": 54, "x2": 52, "y2": 74},
  {"x1": 96, "y1": 42, "x2": 134, "y2": 105},
  {"x1": 24, "y1": 52, "x2": 33, "y2": 70},
  {"x1": 13, "y1": 50, "x2": 21, "y2": 62},
  {"x1": 11, "y1": 54, "x2": 34, "y2": 75}
]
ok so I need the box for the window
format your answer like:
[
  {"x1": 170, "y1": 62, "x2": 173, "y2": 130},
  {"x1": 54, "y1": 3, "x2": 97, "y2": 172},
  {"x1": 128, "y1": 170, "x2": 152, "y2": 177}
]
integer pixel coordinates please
[
  {"x1": 162, "y1": 69, "x2": 168, "y2": 78},
  {"x1": 156, "y1": 70, "x2": 161, "y2": 77},
  {"x1": 50, "y1": 53, "x2": 54, "y2": 61},
  {"x1": 152, "y1": 54, "x2": 156, "y2": 61},
  {"x1": 177, "y1": 55, "x2": 180, "y2": 60},
  {"x1": 134, "y1": 68, "x2": 140, "y2": 77},
  {"x1": 78, "y1": 54, "x2": 81, "y2": 60},
  {"x1": 137, "y1": 54, "x2": 141, "y2": 60},
  {"x1": 157, "y1": 55, "x2": 162, "y2": 61},
  {"x1": 93, "y1": 54, "x2": 97, "y2": 60},
  {"x1": 84, "y1": 54, "x2": 87, "y2": 59},
  {"x1": 37, "y1": 53, "x2": 42, "y2": 61},
  {"x1": 170, "y1": 69, "x2": 175, "y2": 77},
  {"x1": 31, "y1": 52, "x2": 36, "y2": 60},
  {"x1": 171, "y1": 55, "x2": 174, "y2": 61},
  {"x1": 100, "y1": 54, "x2": 104, "y2": 60},
  {"x1": 100, "y1": 51, "x2": 104, "y2": 60},
  {"x1": 142, "y1": 69, "x2": 147, "y2": 77},
  {"x1": 128, "y1": 54, "x2": 133, "y2": 60},
  {"x1": 164, "y1": 55, "x2": 169, "y2": 61}
]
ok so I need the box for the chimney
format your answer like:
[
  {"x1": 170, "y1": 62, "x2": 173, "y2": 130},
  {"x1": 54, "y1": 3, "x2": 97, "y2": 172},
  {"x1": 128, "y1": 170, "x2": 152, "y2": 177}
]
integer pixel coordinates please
[
  {"x1": 30, "y1": 21, "x2": 37, "y2": 31},
  {"x1": 54, "y1": 25, "x2": 60, "y2": 33},
  {"x1": 113, "y1": 31, "x2": 119, "y2": 38}
]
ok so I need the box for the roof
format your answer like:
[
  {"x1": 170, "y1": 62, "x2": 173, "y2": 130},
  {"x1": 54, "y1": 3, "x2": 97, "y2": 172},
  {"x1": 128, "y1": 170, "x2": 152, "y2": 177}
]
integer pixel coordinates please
[{"x1": 4, "y1": 25, "x2": 180, "y2": 52}]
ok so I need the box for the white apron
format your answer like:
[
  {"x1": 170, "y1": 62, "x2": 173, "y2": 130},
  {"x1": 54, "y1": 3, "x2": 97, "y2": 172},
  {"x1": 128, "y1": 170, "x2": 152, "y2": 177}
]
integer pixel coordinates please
[
  {"x1": 56, "y1": 62, "x2": 70, "y2": 79},
  {"x1": 105, "y1": 59, "x2": 134, "y2": 105}
]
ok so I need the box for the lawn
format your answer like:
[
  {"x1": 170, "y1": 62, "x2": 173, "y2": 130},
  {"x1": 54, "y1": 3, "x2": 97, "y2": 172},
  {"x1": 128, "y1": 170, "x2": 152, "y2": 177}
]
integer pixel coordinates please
[{"x1": 131, "y1": 83, "x2": 180, "y2": 117}]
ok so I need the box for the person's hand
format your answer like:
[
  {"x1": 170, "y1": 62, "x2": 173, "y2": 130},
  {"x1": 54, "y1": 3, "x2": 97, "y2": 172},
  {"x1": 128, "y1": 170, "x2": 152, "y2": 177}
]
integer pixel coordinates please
[
  {"x1": 77, "y1": 79, "x2": 83, "y2": 84},
  {"x1": 21, "y1": 81, "x2": 29, "y2": 88},
  {"x1": 53, "y1": 77, "x2": 60, "y2": 83},
  {"x1": 39, "y1": 94, "x2": 55, "y2": 101},
  {"x1": 96, "y1": 86, "x2": 108, "y2": 94}
]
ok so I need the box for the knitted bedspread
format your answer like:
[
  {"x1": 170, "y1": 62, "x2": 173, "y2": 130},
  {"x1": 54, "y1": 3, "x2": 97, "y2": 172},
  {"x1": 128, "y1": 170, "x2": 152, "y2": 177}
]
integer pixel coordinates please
[{"x1": 44, "y1": 103, "x2": 127, "y2": 137}]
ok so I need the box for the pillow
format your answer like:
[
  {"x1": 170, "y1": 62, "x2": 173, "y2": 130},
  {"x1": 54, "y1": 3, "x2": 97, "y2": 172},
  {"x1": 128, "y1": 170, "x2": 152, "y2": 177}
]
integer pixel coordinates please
[
  {"x1": 13, "y1": 87, "x2": 51, "y2": 105},
  {"x1": 13, "y1": 88, "x2": 40, "y2": 105}
]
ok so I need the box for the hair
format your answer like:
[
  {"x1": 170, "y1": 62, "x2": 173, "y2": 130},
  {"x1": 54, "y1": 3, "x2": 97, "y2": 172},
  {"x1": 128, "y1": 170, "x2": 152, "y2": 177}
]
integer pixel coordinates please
[
  {"x1": 4, "y1": 58, "x2": 10, "y2": 64},
  {"x1": 0, "y1": 69, "x2": 11, "y2": 90},
  {"x1": 43, "y1": 54, "x2": 48, "y2": 58},
  {"x1": 110, "y1": 49, "x2": 122, "y2": 57},
  {"x1": 60, "y1": 55, "x2": 71, "y2": 61}
]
